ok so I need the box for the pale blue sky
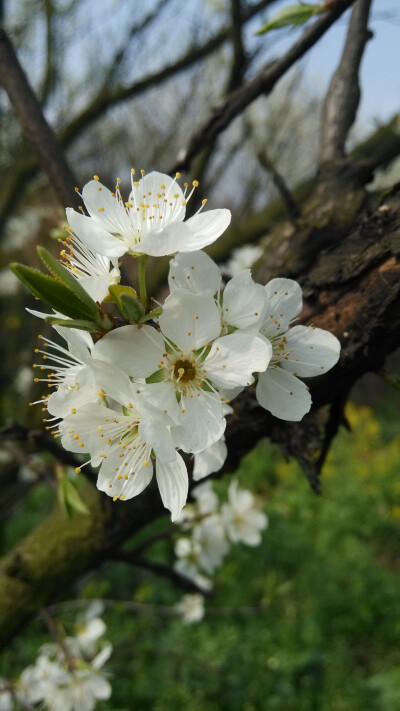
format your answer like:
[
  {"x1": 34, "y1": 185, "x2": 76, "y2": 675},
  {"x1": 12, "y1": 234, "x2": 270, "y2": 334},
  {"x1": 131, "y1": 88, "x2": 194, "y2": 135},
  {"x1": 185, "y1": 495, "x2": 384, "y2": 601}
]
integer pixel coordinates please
[{"x1": 248, "y1": 0, "x2": 400, "y2": 131}]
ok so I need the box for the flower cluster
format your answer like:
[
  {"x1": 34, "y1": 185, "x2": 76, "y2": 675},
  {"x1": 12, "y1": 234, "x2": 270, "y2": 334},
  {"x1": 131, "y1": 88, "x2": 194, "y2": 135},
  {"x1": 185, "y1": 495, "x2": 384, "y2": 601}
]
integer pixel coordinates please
[
  {"x1": 16, "y1": 169, "x2": 340, "y2": 521},
  {"x1": 0, "y1": 603, "x2": 112, "y2": 711},
  {"x1": 174, "y1": 479, "x2": 268, "y2": 596}
]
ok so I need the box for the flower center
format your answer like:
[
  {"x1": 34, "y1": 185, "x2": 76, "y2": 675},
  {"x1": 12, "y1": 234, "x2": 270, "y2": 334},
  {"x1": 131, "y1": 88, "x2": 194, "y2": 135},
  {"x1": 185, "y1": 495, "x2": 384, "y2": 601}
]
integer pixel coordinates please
[{"x1": 173, "y1": 359, "x2": 197, "y2": 383}]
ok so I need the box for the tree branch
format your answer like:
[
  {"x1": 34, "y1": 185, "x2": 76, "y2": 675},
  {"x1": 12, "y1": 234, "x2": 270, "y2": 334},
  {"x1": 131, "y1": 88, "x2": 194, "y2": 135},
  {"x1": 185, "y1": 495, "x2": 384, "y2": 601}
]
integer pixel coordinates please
[
  {"x1": 320, "y1": 0, "x2": 373, "y2": 163},
  {"x1": 0, "y1": 1, "x2": 274, "y2": 223},
  {"x1": 0, "y1": 422, "x2": 96, "y2": 482},
  {"x1": 257, "y1": 149, "x2": 301, "y2": 221},
  {"x1": 170, "y1": 0, "x2": 356, "y2": 172},
  {"x1": 110, "y1": 551, "x2": 213, "y2": 598},
  {"x1": 0, "y1": 29, "x2": 81, "y2": 211}
]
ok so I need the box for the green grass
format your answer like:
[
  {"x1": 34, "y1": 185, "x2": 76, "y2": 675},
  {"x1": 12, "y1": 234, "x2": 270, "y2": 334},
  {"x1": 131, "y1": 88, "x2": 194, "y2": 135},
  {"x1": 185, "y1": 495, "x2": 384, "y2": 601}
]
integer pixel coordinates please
[{"x1": 1, "y1": 402, "x2": 400, "y2": 710}]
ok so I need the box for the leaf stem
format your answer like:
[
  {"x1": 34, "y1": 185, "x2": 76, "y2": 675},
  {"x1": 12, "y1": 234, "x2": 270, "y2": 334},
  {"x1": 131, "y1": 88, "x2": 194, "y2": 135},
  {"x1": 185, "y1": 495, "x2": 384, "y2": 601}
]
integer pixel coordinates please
[{"x1": 138, "y1": 256, "x2": 148, "y2": 309}]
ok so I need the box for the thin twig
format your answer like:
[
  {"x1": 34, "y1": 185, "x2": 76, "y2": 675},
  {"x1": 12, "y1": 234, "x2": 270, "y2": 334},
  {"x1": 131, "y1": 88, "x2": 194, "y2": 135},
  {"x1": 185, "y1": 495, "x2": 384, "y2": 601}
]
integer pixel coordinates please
[
  {"x1": 109, "y1": 551, "x2": 214, "y2": 598},
  {"x1": 257, "y1": 149, "x2": 301, "y2": 221},
  {"x1": 0, "y1": 422, "x2": 96, "y2": 482},
  {"x1": 39, "y1": 608, "x2": 76, "y2": 672},
  {"x1": 171, "y1": 0, "x2": 356, "y2": 172}
]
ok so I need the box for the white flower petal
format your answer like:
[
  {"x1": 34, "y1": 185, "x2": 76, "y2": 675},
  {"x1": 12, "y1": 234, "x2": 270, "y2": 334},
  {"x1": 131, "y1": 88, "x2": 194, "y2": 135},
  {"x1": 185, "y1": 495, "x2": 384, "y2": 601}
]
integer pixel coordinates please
[
  {"x1": 184, "y1": 209, "x2": 231, "y2": 250},
  {"x1": 205, "y1": 333, "x2": 272, "y2": 389},
  {"x1": 139, "y1": 416, "x2": 176, "y2": 462},
  {"x1": 281, "y1": 325, "x2": 340, "y2": 377},
  {"x1": 262, "y1": 278, "x2": 303, "y2": 337},
  {"x1": 66, "y1": 208, "x2": 127, "y2": 258},
  {"x1": 256, "y1": 367, "x2": 312, "y2": 421},
  {"x1": 160, "y1": 289, "x2": 221, "y2": 352},
  {"x1": 56, "y1": 327, "x2": 92, "y2": 361},
  {"x1": 172, "y1": 391, "x2": 225, "y2": 453},
  {"x1": 138, "y1": 221, "x2": 194, "y2": 257},
  {"x1": 82, "y1": 179, "x2": 132, "y2": 236},
  {"x1": 156, "y1": 451, "x2": 188, "y2": 521},
  {"x1": 97, "y1": 450, "x2": 153, "y2": 500},
  {"x1": 77, "y1": 274, "x2": 113, "y2": 302},
  {"x1": 134, "y1": 171, "x2": 186, "y2": 221},
  {"x1": 193, "y1": 436, "x2": 227, "y2": 481},
  {"x1": 90, "y1": 359, "x2": 134, "y2": 404},
  {"x1": 222, "y1": 269, "x2": 267, "y2": 331},
  {"x1": 168, "y1": 250, "x2": 222, "y2": 295},
  {"x1": 92, "y1": 324, "x2": 165, "y2": 378},
  {"x1": 135, "y1": 382, "x2": 181, "y2": 424}
]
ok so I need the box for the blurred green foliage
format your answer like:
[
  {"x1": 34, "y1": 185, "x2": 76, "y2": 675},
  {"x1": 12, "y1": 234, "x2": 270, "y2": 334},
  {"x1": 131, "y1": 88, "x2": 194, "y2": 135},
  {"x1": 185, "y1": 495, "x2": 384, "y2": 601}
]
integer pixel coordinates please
[{"x1": 1, "y1": 402, "x2": 400, "y2": 710}]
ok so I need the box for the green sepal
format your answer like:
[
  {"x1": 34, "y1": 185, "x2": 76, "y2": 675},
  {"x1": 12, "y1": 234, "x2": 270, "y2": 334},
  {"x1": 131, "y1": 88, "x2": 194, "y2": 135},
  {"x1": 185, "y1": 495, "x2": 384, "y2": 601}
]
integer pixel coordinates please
[
  {"x1": 45, "y1": 317, "x2": 106, "y2": 333},
  {"x1": 108, "y1": 285, "x2": 144, "y2": 322},
  {"x1": 37, "y1": 246, "x2": 101, "y2": 320},
  {"x1": 57, "y1": 475, "x2": 89, "y2": 518},
  {"x1": 146, "y1": 368, "x2": 167, "y2": 384},
  {"x1": 10, "y1": 263, "x2": 101, "y2": 321},
  {"x1": 140, "y1": 307, "x2": 163, "y2": 323},
  {"x1": 120, "y1": 293, "x2": 146, "y2": 323},
  {"x1": 108, "y1": 284, "x2": 137, "y2": 302},
  {"x1": 256, "y1": 3, "x2": 324, "y2": 34}
]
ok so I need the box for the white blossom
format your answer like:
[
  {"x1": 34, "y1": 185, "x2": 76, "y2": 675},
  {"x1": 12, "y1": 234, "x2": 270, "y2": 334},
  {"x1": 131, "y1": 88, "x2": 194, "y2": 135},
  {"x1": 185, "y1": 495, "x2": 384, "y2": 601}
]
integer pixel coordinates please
[
  {"x1": 222, "y1": 244, "x2": 263, "y2": 277},
  {"x1": 92, "y1": 289, "x2": 271, "y2": 453},
  {"x1": 255, "y1": 278, "x2": 340, "y2": 421},
  {"x1": 31, "y1": 329, "x2": 100, "y2": 421},
  {"x1": 191, "y1": 481, "x2": 219, "y2": 515},
  {"x1": 175, "y1": 594, "x2": 205, "y2": 624},
  {"x1": 174, "y1": 537, "x2": 212, "y2": 590},
  {"x1": 222, "y1": 480, "x2": 268, "y2": 546},
  {"x1": 66, "y1": 171, "x2": 231, "y2": 259},
  {"x1": 193, "y1": 435, "x2": 227, "y2": 481},
  {"x1": 60, "y1": 228, "x2": 120, "y2": 302},
  {"x1": 59, "y1": 369, "x2": 188, "y2": 520},
  {"x1": 193, "y1": 513, "x2": 230, "y2": 574},
  {"x1": 168, "y1": 252, "x2": 267, "y2": 334}
]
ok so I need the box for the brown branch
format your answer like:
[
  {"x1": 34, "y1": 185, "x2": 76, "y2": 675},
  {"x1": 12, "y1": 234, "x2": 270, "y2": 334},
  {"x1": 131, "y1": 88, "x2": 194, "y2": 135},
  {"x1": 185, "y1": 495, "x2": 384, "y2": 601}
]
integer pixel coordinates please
[
  {"x1": 320, "y1": 0, "x2": 373, "y2": 163},
  {"x1": 0, "y1": 30, "x2": 81, "y2": 211},
  {"x1": 170, "y1": 0, "x2": 356, "y2": 172},
  {"x1": 0, "y1": 422, "x2": 96, "y2": 482},
  {"x1": 0, "y1": 1, "x2": 274, "y2": 224},
  {"x1": 257, "y1": 149, "x2": 301, "y2": 221},
  {"x1": 110, "y1": 551, "x2": 213, "y2": 598},
  {"x1": 39, "y1": 607, "x2": 76, "y2": 671}
]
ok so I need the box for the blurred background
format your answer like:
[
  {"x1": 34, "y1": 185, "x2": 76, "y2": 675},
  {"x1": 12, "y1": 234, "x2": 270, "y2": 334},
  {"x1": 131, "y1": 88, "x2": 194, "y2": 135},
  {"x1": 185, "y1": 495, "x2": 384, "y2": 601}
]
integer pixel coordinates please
[{"x1": 1, "y1": 1, "x2": 400, "y2": 709}]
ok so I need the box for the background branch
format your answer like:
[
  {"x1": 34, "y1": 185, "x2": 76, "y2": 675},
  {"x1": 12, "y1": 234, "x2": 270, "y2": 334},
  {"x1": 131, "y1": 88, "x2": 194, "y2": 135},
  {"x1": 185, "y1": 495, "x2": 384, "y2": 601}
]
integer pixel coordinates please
[
  {"x1": 320, "y1": 0, "x2": 373, "y2": 164},
  {"x1": 0, "y1": 29, "x2": 81, "y2": 212},
  {"x1": 170, "y1": 0, "x2": 355, "y2": 172}
]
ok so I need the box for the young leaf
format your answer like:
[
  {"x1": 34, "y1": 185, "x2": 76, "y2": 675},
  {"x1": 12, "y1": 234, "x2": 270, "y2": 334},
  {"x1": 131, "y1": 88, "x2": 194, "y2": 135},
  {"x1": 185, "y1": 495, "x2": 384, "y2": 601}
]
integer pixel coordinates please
[
  {"x1": 58, "y1": 476, "x2": 89, "y2": 518},
  {"x1": 46, "y1": 317, "x2": 106, "y2": 332},
  {"x1": 37, "y1": 246, "x2": 101, "y2": 319},
  {"x1": 10, "y1": 263, "x2": 101, "y2": 321},
  {"x1": 256, "y1": 3, "x2": 325, "y2": 35}
]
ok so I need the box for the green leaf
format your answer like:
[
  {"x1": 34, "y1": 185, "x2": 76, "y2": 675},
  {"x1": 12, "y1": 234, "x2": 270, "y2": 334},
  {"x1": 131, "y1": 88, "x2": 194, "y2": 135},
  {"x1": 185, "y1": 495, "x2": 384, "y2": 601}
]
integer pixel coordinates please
[
  {"x1": 45, "y1": 317, "x2": 106, "y2": 332},
  {"x1": 10, "y1": 263, "x2": 102, "y2": 321},
  {"x1": 119, "y1": 293, "x2": 146, "y2": 323},
  {"x1": 37, "y1": 246, "x2": 101, "y2": 320},
  {"x1": 57, "y1": 476, "x2": 90, "y2": 518},
  {"x1": 256, "y1": 3, "x2": 324, "y2": 34}
]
